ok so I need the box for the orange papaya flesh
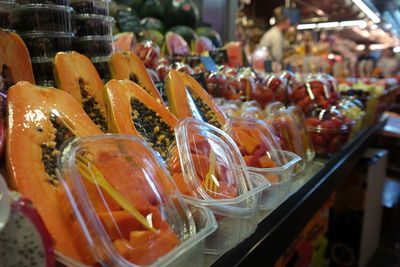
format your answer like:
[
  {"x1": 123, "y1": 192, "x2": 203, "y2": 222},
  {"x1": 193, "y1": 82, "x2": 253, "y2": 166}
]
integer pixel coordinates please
[
  {"x1": 266, "y1": 174, "x2": 280, "y2": 183},
  {"x1": 109, "y1": 52, "x2": 163, "y2": 103},
  {"x1": 54, "y1": 51, "x2": 108, "y2": 132},
  {"x1": 6, "y1": 82, "x2": 102, "y2": 262},
  {"x1": 165, "y1": 70, "x2": 227, "y2": 128},
  {"x1": 128, "y1": 228, "x2": 180, "y2": 266},
  {"x1": 104, "y1": 79, "x2": 178, "y2": 159},
  {"x1": 98, "y1": 211, "x2": 145, "y2": 240},
  {"x1": 113, "y1": 239, "x2": 132, "y2": 260},
  {"x1": 258, "y1": 155, "x2": 277, "y2": 168},
  {"x1": 0, "y1": 30, "x2": 35, "y2": 94}
]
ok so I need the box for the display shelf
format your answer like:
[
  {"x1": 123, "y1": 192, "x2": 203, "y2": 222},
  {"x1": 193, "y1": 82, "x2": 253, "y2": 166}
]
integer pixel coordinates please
[{"x1": 209, "y1": 116, "x2": 388, "y2": 267}]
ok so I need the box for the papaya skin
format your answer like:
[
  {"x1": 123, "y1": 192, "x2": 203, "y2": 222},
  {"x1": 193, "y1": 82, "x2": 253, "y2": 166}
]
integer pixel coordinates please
[
  {"x1": 165, "y1": 70, "x2": 227, "y2": 127},
  {"x1": 108, "y1": 52, "x2": 163, "y2": 104},
  {"x1": 6, "y1": 81, "x2": 102, "y2": 262},
  {"x1": 0, "y1": 30, "x2": 35, "y2": 91}
]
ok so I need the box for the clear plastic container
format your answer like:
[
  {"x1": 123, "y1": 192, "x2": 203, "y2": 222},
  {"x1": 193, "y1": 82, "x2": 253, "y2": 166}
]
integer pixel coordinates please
[
  {"x1": 250, "y1": 150, "x2": 301, "y2": 211},
  {"x1": 74, "y1": 35, "x2": 113, "y2": 57},
  {"x1": 266, "y1": 110, "x2": 307, "y2": 174},
  {"x1": 172, "y1": 118, "x2": 269, "y2": 254},
  {"x1": 31, "y1": 56, "x2": 55, "y2": 87},
  {"x1": 91, "y1": 55, "x2": 110, "y2": 82},
  {"x1": 57, "y1": 134, "x2": 218, "y2": 266},
  {"x1": 290, "y1": 78, "x2": 331, "y2": 114},
  {"x1": 0, "y1": 174, "x2": 10, "y2": 231},
  {"x1": 70, "y1": 0, "x2": 109, "y2": 16},
  {"x1": 263, "y1": 74, "x2": 288, "y2": 103},
  {"x1": 16, "y1": 0, "x2": 69, "y2": 6},
  {"x1": 223, "y1": 117, "x2": 300, "y2": 211},
  {"x1": 20, "y1": 31, "x2": 73, "y2": 58},
  {"x1": 0, "y1": 1, "x2": 18, "y2": 30},
  {"x1": 304, "y1": 107, "x2": 351, "y2": 156},
  {"x1": 13, "y1": 4, "x2": 72, "y2": 33},
  {"x1": 73, "y1": 13, "x2": 113, "y2": 36}
]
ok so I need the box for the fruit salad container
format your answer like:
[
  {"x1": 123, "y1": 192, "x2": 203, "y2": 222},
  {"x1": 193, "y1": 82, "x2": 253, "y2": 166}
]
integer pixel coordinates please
[
  {"x1": 337, "y1": 100, "x2": 365, "y2": 137},
  {"x1": 74, "y1": 35, "x2": 113, "y2": 57},
  {"x1": 31, "y1": 57, "x2": 55, "y2": 87},
  {"x1": 72, "y1": 13, "x2": 113, "y2": 36},
  {"x1": 57, "y1": 134, "x2": 218, "y2": 267},
  {"x1": 304, "y1": 107, "x2": 351, "y2": 156},
  {"x1": 265, "y1": 109, "x2": 307, "y2": 174},
  {"x1": 265, "y1": 102, "x2": 315, "y2": 162},
  {"x1": 263, "y1": 74, "x2": 288, "y2": 103},
  {"x1": 20, "y1": 32, "x2": 73, "y2": 58},
  {"x1": 290, "y1": 78, "x2": 332, "y2": 114},
  {"x1": 223, "y1": 117, "x2": 301, "y2": 211},
  {"x1": 70, "y1": 0, "x2": 109, "y2": 16},
  {"x1": 0, "y1": 1, "x2": 19, "y2": 30},
  {"x1": 13, "y1": 4, "x2": 72, "y2": 33},
  {"x1": 170, "y1": 118, "x2": 270, "y2": 254}
]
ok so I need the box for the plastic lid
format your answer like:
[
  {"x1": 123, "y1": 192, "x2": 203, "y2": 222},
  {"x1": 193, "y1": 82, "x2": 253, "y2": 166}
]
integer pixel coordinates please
[
  {"x1": 174, "y1": 118, "x2": 255, "y2": 201},
  {"x1": 224, "y1": 116, "x2": 286, "y2": 168},
  {"x1": 304, "y1": 107, "x2": 350, "y2": 133},
  {"x1": 17, "y1": 3, "x2": 72, "y2": 11},
  {"x1": 20, "y1": 31, "x2": 74, "y2": 38},
  {"x1": 264, "y1": 101, "x2": 285, "y2": 120},
  {"x1": 58, "y1": 134, "x2": 197, "y2": 266},
  {"x1": 73, "y1": 13, "x2": 114, "y2": 22}
]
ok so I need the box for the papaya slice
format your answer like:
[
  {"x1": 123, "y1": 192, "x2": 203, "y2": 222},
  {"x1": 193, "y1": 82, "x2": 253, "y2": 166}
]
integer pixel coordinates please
[
  {"x1": 54, "y1": 51, "x2": 108, "y2": 132},
  {"x1": 0, "y1": 30, "x2": 35, "y2": 94},
  {"x1": 98, "y1": 211, "x2": 144, "y2": 240},
  {"x1": 104, "y1": 79, "x2": 178, "y2": 159},
  {"x1": 108, "y1": 52, "x2": 163, "y2": 103},
  {"x1": 165, "y1": 70, "x2": 227, "y2": 128},
  {"x1": 6, "y1": 81, "x2": 102, "y2": 262}
]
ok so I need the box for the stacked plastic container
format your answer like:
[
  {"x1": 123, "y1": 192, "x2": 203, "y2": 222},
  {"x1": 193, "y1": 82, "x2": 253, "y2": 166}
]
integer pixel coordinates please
[
  {"x1": 71, "y1": 0, "x2": 113, "y2": 81},
  {"x1": 0, "y1": 0, "x2": 19, "y2": 31},
  {"x1": 12, "y1": 0, "x2": 73, "y2": 86}
]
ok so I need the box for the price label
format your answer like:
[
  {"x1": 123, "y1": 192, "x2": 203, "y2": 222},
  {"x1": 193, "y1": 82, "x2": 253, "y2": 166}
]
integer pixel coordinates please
[
  {"x1": 199, "y1": 56, "x2": 217, "y2": 72},
  {"x1": 264, "y1": 60, "x2": 272, "y2": 73},
  {"x1": 154, "y1": 81, "x2": 168, "y2": 105}
]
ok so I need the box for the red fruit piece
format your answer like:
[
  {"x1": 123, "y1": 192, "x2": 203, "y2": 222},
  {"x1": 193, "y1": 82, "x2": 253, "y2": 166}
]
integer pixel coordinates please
[{"x1": 304, "y1": 118, "x2": 321, "y2": 127}]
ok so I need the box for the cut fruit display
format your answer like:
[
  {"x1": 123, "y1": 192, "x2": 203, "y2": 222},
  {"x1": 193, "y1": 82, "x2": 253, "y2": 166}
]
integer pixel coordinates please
[
  {"x1": 0, "y1": 29, "x2": 35, "y2": 95},
  {"x1": 6, "y1": 81, "x2": 102, "y2": 262},
  {"x1": 54, "y1": 51, "x2": 108, "y2": 132},
  {"x1": 165, "y1": 70, "x2": 227, "y2": 128},
  {"x1": 109, "y1": 51, "x2": 164, "y2": 103},
  {"x1": 104, "y1": 79, "x2": 178, "y2": 159}
]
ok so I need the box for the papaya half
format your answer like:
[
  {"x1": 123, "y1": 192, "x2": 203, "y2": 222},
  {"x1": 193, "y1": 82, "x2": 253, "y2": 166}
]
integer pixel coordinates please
[
  {"x1": 165, "y1": 70, "x2": 227, "y2": 128},
  {"x1": 108, "y1": 52, "x2": 164, "y2": 104},
  {"x1": 54, "y1": 51, "x2": 108, "y2": 132},
  {"x1": 104, "y1": 79, "x2": 178, "y2": 159},
  {"x1": 0, "y1": 30, "x2": 35, "y2": 94},
  {"x1": 6, "y1": 81, "x2": 102, "y2": 262}
]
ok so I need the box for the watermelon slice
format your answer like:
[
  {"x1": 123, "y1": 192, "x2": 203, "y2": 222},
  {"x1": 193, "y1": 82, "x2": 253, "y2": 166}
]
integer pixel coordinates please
[
  {"x1": 165, "y1": 32, "x2": 190, "y2": 56},
  {"x1": 195, "y1": 36, "x2": 214, "y2": 54}
]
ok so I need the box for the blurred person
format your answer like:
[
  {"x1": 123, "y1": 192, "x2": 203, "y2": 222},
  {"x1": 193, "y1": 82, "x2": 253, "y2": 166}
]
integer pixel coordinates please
[
  {"x1": 358, "y1": 47, "x2": 375, "y2": 78},
  {"x1": 258, "y1": 15, "x2": 291, "y2": 63},
  {"x1": 377, "y1": 47, "x2": 399, "y2": 78}
]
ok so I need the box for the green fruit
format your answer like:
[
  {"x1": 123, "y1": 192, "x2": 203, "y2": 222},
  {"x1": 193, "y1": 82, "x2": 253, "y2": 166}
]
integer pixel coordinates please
[
  {"x1": 140, "y1": 0, "x2": 164, "y2": 19},
  {"x1": 196, "y1": 27, "x2": 222, "y2": 47},
  {"x1": 163, "y1": 0, "x2": 199, "y2": 28},
  {"x1": 168, "y1": 25, "x2": 196, "y2": 45},
  {"x1": 113, "y1": 0, "x2": 143, "y2": 10},
  {"x1": 139, "y1": 29, "x2": 164, "y2": 47},
  {"x1": 140, "y1": 17, "x2": 166, "y2": 34},
  {"x1": 116, "y1": 9, "x2": 143, "y2": 33}
]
